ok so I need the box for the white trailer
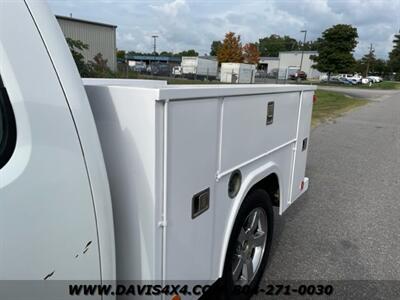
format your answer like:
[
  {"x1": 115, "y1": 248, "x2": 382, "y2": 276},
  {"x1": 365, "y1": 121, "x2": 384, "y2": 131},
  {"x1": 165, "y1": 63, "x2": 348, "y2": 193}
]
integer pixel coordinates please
[
  {"x1": 220, "y1": 63, "x2": 257, "y2": 84},
  {"x1": 181, "y1": 56, "x2": 218, "y2": 79},
  {"x1": 0, "y1": 1, "x2": 316, "y2": 299}
]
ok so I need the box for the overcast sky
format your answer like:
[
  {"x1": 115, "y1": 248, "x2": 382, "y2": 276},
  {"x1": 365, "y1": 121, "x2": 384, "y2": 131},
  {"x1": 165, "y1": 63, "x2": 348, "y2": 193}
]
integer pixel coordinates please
[{"x1": 48, "y1": 0, "x2": 400, "y2": 59}]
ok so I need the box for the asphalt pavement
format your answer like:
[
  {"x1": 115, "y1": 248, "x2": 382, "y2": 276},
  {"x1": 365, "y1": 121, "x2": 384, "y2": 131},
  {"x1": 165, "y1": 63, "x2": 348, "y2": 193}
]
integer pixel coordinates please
[{"x1": 257, "y1": 88, "x2": 400, "y2": 298}]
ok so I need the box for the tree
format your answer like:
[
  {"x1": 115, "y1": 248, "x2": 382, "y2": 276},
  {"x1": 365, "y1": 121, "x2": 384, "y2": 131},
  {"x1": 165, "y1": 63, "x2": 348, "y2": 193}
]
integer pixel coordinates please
[
  {"x1": 66, "y1": 37, "x2": 91, "y2": 77},
  {"x1": 176, "y1": 49, "x2": 198, "y2": 57},
  {"x1": 388, "y1": 31, "x2": 400, "y2": 80},
  {"x1": 311, "y1": 24, "x2": 358, "y2": 80},
  {"x1": 258, "y1": 34, "x2": 299, "y2": 57},
  {"x1": 242, "y1": 43, "x2": 260, "y2": 64},
  {"x1": 217, "y1": 32, "x2": 243, "y2": 63},
  {"x1": 160, "y1": 51, "x2": 174, "y2": 56},
  {"x1": 361, "y1": 47, "x2": 376, "y2": 76},
  {"x1": 210, "y1": 40, "x2": 222, "y2": 56},
  {"x1": 116, "y1": 50, "x2": 126, "y2": 61},
  {"x1": 373, "y1": 59, "x2": 389, "y2": 77},
  {"x1": 88, "y1": 53, "x2": 113, "y2": 78}
]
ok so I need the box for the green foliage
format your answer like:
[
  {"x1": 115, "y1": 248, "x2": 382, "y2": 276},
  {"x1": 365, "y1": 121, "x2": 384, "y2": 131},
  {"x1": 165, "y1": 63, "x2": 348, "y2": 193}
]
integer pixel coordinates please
[
  {"x1": 66, "y1": 37, "x2": 115, "y2": 78},
  {"x1": 258, "y1": 35, "x2": 297, "y2": 57},
  {"x1": 126, "y1": 50, "x2": 158, "y2": 56},
  {"x1": 66, "y1": 37, "x2": 91, "y2": 77},
  {"x1": 176, "y1": 49, "x2": 198, "y2": 57},
  {"x1": 354, "y1": 48, "x2": 376, "y2": 76},
  {"x1": 87, "y1": 53, "x2": 113, "y2": 78},
  {"x1": 311, "y1": 24, "x2": 358, "y2": 77},
  {"x1": 373, "y1": 59, "x2": 390, "y2": 76},
  {"x1": 210, "y1": 41, "x2": 222, "y2": 56},
  {"x1": 389, "y1": 31, "x2": 400, "y2": 79},
  {"x1": 116, "y1": 50, "x2": 126, "y2": 61},
  {"x1": 160, "y1": 51, "x2": 173, "y2": 56}
]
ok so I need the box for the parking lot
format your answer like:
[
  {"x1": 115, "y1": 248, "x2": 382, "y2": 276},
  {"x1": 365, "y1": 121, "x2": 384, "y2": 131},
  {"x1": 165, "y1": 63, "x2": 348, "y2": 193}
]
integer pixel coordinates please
[{"x1": 258, "y1": 88, "x2": 400, "y2": 296}]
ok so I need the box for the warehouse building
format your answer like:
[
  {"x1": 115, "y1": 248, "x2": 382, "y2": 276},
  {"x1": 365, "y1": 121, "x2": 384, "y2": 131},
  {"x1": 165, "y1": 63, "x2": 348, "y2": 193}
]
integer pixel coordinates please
[
  {"x1": 277, "y1": 51, "x2": 321, "y2": 80},
  {"x1": 56, "y1": 15, "x2": 117, "y2": 71},
  {"x1": 258, "y1": 57, "x2": 280, "y2": 74}
]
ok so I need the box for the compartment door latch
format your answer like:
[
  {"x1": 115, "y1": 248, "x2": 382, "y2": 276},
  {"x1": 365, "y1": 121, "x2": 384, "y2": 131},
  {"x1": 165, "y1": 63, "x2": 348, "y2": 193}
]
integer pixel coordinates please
[
  {"x1": 266, "y1": 101, "x2": 274, "y2": 125},
  {"x1": 192, "y1": 188, "x2": 210, "y2": 219}
]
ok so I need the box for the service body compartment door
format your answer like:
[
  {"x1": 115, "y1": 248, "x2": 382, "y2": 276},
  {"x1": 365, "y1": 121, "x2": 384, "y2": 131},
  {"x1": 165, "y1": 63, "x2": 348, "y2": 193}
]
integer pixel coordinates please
[
  {"x1": 165, "y1": 99, "x2": 219, "y2": 280},
  {"x1": 290, "y1": 91, "x2": 313, "y2": 203},
  {"x1": 220, "y1": 93, "x2": 299, "y2": 173}
]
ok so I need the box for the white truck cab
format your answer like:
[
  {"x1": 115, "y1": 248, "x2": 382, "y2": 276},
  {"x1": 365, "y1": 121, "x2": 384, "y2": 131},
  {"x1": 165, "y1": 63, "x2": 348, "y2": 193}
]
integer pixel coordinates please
[{"x1": 0, "y1": 1, "x2": 315, "y2": 299}]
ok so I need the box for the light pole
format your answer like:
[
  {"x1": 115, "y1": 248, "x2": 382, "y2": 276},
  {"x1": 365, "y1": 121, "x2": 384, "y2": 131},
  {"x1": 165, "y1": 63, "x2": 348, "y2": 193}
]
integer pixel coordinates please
[
  {"x1": 152, "y1": 35, "x2": 158, "y2": 55},
  {"x1": 299, "y1": 30, "x2": 307, "y2": 73}
]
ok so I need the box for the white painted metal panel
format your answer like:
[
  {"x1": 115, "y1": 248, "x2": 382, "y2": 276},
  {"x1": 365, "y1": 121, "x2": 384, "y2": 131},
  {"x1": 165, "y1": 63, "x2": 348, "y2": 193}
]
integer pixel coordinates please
[
  {"x1": 290, "y1": 91, "x2": 313, "y2": 203},
  {"x1": 219, "y1": 93, "x2": 300, "y2": 173},
  {"x1": 164, "y1": 99, "x2": 219, "y2": 280},
  {"x1": 213, "y1": 144, "x2": 294, "y2": 277},
  {"x1": 0, "y1": 1, "x2": 100, "y2": 283},
  {"x1": 86, "y1": 85, "x2": 162, "y2": 281},
  {"x1": 83, "y1": 78, "x2": 167, "y2": 88},
  {"x1": 26, "y1": 0, "x2": 116, "y2": 281},
  {"x1": 84, "y1": 81, "x2": 315, "y2": 283}
]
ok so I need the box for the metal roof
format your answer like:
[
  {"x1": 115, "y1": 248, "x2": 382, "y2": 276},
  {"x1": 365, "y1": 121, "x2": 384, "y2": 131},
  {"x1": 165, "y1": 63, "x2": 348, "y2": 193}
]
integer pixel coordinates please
[
  {"x1": 55, "y1": 15, "x2": 117, "y2": 29},
  {"x1": 279, "y1": 51, "x2": 318, "y2": 54},
  {"x1": 259, "y1": 56, "x2": 280, "y2": 60}
]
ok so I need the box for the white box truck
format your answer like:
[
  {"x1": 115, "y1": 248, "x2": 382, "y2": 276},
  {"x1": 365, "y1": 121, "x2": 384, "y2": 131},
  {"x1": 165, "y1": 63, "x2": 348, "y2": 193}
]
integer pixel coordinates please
[
  {"x1": 0, "y1": 1, "x2": 316, "y2": 299},
  {"x1": 220, "y1": 63, "x2": 257, "y2": 84},
  {"x1": 181, "y1": 56, "x2": 218, "y2": 80}
]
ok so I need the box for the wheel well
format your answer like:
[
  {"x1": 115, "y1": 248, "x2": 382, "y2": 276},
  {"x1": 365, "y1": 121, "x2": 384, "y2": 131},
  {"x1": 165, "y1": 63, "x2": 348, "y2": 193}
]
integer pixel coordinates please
[{"x1": 248, "y1": 173, "x2": 280, "y2": 207}]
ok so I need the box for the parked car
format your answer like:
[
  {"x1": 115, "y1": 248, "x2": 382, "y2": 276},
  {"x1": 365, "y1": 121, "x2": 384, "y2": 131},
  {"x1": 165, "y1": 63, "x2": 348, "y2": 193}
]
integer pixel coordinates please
[
  {"x1": 361, "y1": 78, "x2": 372, "y2": 85},
  {"x1": 147, "y1": 63, "x2": 171, "y2": 76},
  {"x1": 289, "y1": 70, "x2": 307, "y2": 80},
  {"x1": 172, "y1": 65, "x2": 182, "y2": 76},
  {"x1": 367, "y1": 76, "x2": 383, "y2": 83},
  {"x1": 132, "y1": 63, "x2": 147, "y2": 73},
  {"x1": 338, "y1": 74, "x2": 362, "y2": 84}
]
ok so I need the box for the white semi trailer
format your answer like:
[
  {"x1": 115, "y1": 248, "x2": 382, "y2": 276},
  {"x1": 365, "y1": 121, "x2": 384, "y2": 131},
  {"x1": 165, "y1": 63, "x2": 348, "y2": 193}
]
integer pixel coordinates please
[
  {"x1": 220, "y1": 63, "x2": 257, "y2": 84},
  {"x1": 181, "y1": 56, "x2": 219, "y2": 80},
  {"x1": 0, "y1": 1, "x2": 316, "y2": 299}
]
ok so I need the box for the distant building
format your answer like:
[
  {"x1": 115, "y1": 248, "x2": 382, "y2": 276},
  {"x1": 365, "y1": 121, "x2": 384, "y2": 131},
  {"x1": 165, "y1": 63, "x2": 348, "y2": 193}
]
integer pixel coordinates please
[
  {"x1": 277, "y1": 51, "x2": 321, "y2": 79},
  {"x1": 258, "y1": 57, "x2": 280, "y2": 73},
  {"x1": 56, "y1": 15, "x2": 117, "y2": 71}
]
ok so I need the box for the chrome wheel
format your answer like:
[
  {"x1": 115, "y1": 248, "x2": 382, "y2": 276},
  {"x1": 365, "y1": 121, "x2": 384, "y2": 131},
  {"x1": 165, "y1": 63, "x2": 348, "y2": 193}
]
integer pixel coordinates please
[{"x1": 232, "y1": 207, "x2": 267, "y2": 285}]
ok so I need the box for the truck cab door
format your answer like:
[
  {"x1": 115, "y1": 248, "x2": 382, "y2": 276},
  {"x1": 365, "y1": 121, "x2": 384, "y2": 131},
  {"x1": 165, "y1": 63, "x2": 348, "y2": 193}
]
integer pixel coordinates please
[{"x1": 0, "y1": 0, "x2": 102, "y2": 287}]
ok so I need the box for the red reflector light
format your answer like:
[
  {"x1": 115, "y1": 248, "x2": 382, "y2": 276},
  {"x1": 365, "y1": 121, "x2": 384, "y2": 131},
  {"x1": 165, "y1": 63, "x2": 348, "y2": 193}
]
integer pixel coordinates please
[
  {"x1": 313, "y1": 94, "x2": 317, "y2": 103},
  {"x1": 300, "y1": 180, "x2": 304, "y2": 190}
]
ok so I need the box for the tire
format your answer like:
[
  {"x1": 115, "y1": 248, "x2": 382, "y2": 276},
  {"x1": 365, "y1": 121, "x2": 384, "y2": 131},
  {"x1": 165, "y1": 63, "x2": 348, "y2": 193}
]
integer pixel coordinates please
[{"x1": 222, "y1": 189, "x2": 274, "y2": 299}]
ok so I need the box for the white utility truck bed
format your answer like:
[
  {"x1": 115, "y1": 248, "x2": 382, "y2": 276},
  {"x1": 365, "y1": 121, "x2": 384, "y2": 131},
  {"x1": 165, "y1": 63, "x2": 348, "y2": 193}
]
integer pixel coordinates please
[
  {"x1": 1, "y1": 1, "x2": 316, "y2": 297},
  {"x1": 85, "y1": 81, "x2": 315, "y2": 282}
]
